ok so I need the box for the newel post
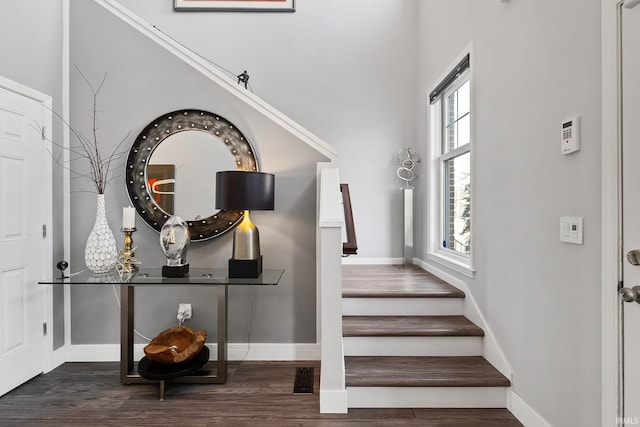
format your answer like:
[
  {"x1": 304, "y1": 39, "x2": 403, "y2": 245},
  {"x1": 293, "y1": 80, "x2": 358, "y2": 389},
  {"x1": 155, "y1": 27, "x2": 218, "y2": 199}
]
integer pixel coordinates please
[{"x1": 317, "y1": 165, "x2": 347, "y2": 413}]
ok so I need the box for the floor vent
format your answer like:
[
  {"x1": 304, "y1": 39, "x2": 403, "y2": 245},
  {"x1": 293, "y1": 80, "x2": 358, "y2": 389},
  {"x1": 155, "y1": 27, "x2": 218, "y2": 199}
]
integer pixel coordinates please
[{"x1": 293, "y1": 367, "x2": 314, "y2": 394}]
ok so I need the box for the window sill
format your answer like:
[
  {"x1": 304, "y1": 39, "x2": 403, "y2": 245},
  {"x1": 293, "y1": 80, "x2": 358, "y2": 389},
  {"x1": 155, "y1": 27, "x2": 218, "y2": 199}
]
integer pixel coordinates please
[{"x1": 426, "y1": 250, "x2": 475, "y2": 279}]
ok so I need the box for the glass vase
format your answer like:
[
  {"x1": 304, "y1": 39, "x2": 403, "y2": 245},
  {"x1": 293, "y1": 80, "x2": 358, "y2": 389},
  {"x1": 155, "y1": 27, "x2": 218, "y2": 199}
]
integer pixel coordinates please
[{"x1": 85, "y1": 194, "x2": 118, "y2": 274}]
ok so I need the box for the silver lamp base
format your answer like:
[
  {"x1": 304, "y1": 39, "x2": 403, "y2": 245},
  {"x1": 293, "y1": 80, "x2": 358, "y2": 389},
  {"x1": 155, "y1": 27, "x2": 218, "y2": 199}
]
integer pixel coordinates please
[{"x1": 229, "y1": 211, "x2": 262, "y2": 278}]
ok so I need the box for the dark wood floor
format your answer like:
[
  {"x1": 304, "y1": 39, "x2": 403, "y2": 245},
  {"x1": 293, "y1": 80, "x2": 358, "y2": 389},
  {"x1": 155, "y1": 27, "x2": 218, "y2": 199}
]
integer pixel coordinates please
[{"x1": 0, "y1": 361, "x2": 522, "y2": 426}]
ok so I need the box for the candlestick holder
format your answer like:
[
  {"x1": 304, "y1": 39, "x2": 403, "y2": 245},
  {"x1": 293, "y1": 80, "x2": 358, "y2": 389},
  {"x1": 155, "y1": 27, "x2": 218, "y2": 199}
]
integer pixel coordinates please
[{"x1": 121, "y1": 227, "x2": 138, "y2": 271}]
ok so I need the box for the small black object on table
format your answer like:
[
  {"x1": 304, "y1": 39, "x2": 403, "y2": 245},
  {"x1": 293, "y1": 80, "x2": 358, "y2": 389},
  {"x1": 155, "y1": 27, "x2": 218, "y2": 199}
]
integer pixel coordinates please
[
  {"x1": 161, "y1": 263, "x2": 189, "y2": 277},
  {"x1": 137, "y1": 346, "x2": 209, "y2": 400},
  {"x1": 56, "y1": 260, "x2": 69, "y2": 278}
]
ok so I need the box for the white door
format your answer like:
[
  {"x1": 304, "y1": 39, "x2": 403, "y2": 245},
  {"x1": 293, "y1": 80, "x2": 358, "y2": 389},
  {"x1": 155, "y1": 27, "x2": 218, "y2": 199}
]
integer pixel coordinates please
[
  {"x1": 0, "y1": 84, "x2": 49, "y2": 396},
  {"x1": 621, "y1": 0, "x2": 640, "y2": 420}
]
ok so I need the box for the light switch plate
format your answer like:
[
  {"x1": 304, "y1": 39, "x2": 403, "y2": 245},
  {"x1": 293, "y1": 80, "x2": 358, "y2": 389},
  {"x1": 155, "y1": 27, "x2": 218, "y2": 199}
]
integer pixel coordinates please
[{"x1": 560, "y1": 216, "x2": 583, "y2": 244}]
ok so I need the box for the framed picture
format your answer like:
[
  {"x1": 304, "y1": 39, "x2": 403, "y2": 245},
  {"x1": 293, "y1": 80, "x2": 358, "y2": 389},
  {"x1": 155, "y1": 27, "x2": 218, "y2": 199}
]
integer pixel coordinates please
[
  {"x1": 147, "y1": 164, "x2": 175, "y2": 215},
  {"x1": 174, "y1": 0, "x2": 295, "y2": 12}
]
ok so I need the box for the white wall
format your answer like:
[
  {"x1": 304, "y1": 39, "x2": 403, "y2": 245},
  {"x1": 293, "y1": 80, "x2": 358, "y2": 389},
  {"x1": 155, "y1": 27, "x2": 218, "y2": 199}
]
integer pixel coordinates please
[
  {"x1": 0, "y1": 0, "x2": 65, "y2": 350},
  {"x1": 415, "y1": 1, "x2": 602, "y2": 426},
  {"x1": 67, "y1": 0, "x2": 418, "y2": 345}
]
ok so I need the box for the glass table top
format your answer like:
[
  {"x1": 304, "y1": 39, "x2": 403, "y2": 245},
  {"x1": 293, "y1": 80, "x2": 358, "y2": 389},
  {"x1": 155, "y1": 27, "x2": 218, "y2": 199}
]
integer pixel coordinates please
[{"x1": 39, "y1": 267, "x2": 284, "y2": 286}]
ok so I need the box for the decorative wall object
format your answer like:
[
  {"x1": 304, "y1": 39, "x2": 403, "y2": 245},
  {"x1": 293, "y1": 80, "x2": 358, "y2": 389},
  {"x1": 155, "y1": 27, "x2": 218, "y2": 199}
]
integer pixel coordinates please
[
  {"x1": 143, "y1": 325, "x2": 207, "y2": 364},
  {"x1": 147, "y1": 164, "x2": 175, "y2": 215},
  {"x1": 117, "y1": 218, "x2": 139, "y2": 280},
  {"x1": 115, "y1": 247, "x2": 140, "y2": 282},
  {"x1": 174, "y1": 0, "x2": 295, "y2": 12},
  {"x1": 39, "y1": 68, "x2": 128, "y2": 273},
  {"x1": 125, "y1": 110, "x2": 259, "y2": 241},
  {"x1": 394, "y1": 148, "x2": 421, "y2": 265},
  {"x1": 394, "y1": 147, "x2": 421, "y2": 188},
  {"x1": 160, "y1": 216, "x2": 191, "y2": 277},
  {"x1": 85, "y1": 194, "x2": 118, "y2": 273}
]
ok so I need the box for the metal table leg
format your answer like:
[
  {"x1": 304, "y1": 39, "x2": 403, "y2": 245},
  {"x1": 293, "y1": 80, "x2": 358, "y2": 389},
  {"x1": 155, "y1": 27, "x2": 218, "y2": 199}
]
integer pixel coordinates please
[
  {"x1": 120, "y1": 284, "x2": 137, "y2": 384},
  {"x1": 119, "y1": 283, "x2": 228, "y2": 385},
  {"x1": 217, "y1": 284, "x2": 228, "y2": 382}
]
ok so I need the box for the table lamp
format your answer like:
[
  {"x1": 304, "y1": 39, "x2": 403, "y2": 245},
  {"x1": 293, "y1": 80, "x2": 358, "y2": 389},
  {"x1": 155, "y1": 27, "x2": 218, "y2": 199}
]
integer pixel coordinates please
[{"x1": 216, "y1": 171, "x2": 275, "y2": 278}]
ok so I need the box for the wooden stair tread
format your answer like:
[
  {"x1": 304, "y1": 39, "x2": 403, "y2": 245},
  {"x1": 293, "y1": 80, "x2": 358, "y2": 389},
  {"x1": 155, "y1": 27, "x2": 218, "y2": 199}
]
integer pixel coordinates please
[
  {"x1": 342, "y1": 287, "x2": 464, "y2": 298},
  {"x1": 342, "y1": 315, "x2": 484, "y2": 337},
  {"x1": 343, "y1": 282, "x2": 464, "y2": 299},
  {"x1": 345, "y1": 356, "x2": 510, "y2": 387},
  {"x1": 342, "y1": 265, "x2": 464, "y2": 298},
  {"x1": 342, "y1": 264, "x2": 439, "y2": 277}
]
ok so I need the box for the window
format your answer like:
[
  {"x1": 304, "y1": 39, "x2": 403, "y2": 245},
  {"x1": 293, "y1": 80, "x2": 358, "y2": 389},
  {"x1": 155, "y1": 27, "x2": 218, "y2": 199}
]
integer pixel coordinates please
[
  {"x1": 427, "y1": 52, "x2": 473, "y2": 276},
  {"x1": 442, "y1": 78, "x2": 471, "y2": 254}
]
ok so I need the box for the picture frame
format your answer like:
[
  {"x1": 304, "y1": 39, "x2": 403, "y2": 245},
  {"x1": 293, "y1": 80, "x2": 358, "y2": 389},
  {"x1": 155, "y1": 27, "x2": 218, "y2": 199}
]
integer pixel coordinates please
[
  {"x1": 174, "y1": 0, "x2": 295, "y2": 12},
  {"x1": 147, "y1": 164, "x2": 175, "y2": 216}
]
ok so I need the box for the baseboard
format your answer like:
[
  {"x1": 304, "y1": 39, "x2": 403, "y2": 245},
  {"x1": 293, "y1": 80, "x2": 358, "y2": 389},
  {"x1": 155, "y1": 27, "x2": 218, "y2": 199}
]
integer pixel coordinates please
[
  {"x1": 65, "y1": 344, "x2": 118, "y2": 362},
  {"x1": 45, "y1": 346, "x2": 67, "y2": 373},
  {"x1": 414, "y1": 258, "x2": 513, "y2": 381},
  {"x1": 509, "y1": 391, "x2": 551, "y2": 427},
  {"x1": 341, "y1": 257, "x2": 404, "y2": 265},
  {"x1": 64, "y1": 343, "x2": 320, "y2": 362}
]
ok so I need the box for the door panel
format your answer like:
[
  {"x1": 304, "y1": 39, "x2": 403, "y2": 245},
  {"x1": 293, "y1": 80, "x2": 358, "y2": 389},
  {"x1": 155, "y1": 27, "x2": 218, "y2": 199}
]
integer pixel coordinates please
[
  {"x1": 1, "y1": 268, "x2": 27, "y2": 353},
  {"x1": 0, "y1": 156, "x2": 26, "y2": 239},
  {"x1": 0, "y1": 86, "x2": 46, "y2": 396},
  {"x1": 621, "y1": 1, "x2": 640, "y2": 418}
]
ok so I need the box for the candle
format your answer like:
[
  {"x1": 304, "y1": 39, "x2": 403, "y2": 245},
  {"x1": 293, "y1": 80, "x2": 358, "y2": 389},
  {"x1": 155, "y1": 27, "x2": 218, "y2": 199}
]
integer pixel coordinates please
[{"x1": 123, "y1": 206, "x2": 136, "y2": 229}]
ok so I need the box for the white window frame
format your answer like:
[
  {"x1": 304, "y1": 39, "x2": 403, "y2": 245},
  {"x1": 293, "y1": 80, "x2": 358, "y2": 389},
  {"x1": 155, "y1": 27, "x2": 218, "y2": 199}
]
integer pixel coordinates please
[{"x1": 426, "y1": 47, "x2": 475, "y2": 278}]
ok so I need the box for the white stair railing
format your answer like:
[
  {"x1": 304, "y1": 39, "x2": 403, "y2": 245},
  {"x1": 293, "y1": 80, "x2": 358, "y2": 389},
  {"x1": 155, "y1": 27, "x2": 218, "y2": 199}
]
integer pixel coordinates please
[{"x1": 317, "y1": 165, "x2": 347, "y2": 413}]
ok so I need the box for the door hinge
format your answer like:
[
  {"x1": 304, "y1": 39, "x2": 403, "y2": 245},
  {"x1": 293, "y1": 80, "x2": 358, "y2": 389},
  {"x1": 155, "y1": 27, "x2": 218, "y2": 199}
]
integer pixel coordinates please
[
  {"x1": 42, "y1": 322, "x2": 47, "y2": 336},
  {"x1": 42, "y1": 224, "x2": 47, "y2": 238},
  {"x1": 41, "y1": 126, "x2": 46, "y2": 141}
]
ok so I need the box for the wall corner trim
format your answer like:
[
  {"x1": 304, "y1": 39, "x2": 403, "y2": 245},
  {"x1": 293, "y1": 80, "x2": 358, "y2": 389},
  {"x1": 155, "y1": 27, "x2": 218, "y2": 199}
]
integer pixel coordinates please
[
  {"x1": 601, "y1": 0, "x2": 622, "y2": 424},
  {"x1": 48, "y1": 347, "x2": 67, "y2": 373},
  {"x1": 508, "y1": 391, "x2": 552, "y2": 427},
  {"x1": 93, "y1": 0, "x2": 337, "y2": 161}
]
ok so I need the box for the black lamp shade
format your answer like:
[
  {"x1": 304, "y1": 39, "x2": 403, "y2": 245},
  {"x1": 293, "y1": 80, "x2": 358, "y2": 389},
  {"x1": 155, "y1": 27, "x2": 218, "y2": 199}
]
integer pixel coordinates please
[{"x1": 216, "y1": 171, "x2": 275, "y2": 211}]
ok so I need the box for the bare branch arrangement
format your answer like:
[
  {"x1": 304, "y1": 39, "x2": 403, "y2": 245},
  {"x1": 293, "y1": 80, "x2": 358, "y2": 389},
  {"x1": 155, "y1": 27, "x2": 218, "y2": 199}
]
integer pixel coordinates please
[{"x1": 38, "y1": 66, "x2": 130, "y2": 194}]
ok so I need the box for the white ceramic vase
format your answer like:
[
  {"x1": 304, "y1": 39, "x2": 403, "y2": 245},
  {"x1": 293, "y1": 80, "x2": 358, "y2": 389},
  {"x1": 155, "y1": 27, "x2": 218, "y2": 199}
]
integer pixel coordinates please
[{"x1": 85, "y1": 194, "x2": 118, "y2": 274}]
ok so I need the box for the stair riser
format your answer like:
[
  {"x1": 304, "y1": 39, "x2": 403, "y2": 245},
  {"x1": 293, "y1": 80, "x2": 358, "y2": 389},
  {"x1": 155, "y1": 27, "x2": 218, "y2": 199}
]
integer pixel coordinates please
[
  {"x1": 342, "y1": 298, "x2": 464, "y2": 316},
  {"x1": 347, "y1": 386, "x2": 508, "y2": 408},
  {"x1": 343, "y1": 336, "x2": 482, "y2": 357}
]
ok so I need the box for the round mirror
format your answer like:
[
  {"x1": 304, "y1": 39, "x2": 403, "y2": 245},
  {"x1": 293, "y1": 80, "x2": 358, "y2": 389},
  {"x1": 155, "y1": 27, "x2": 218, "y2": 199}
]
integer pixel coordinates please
[
  {"x1": 125, "y1": 110, "x2": 258, "y2": 241},
  {"x1": 148, "y1": 131, "x2": 237, "y2": 219}
]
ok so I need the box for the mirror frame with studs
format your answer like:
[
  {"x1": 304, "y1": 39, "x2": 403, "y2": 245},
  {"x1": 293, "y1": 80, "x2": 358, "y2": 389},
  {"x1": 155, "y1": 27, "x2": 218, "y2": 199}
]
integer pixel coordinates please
[{"x1": 125, "y1": 109, "x2": 258, "y2": 242}]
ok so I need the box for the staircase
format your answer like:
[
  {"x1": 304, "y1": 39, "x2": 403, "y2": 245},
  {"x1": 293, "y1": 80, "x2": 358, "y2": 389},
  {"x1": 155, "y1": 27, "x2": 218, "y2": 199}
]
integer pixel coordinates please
[{"x1": 342, "y1": 264, "x2": 511, "y2": 409}]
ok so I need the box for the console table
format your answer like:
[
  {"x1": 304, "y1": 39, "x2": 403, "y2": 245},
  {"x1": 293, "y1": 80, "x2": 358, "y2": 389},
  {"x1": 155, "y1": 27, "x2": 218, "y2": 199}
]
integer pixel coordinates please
[{"x1": 40, "y1": 267, "x2": 283, "y2": 385}]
